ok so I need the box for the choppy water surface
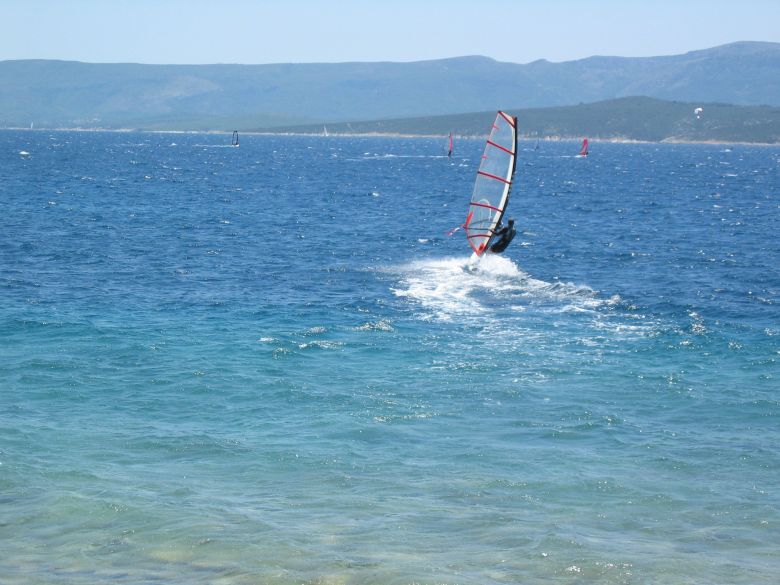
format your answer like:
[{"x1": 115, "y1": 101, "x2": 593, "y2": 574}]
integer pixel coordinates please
[{"x1": 1, "y1": 131, "x2": 779, "y2": 584}]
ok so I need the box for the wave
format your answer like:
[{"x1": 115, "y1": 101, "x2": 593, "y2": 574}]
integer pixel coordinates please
[
  {"x1": 193, "y1": 144, "x2": 241, "y2": 149},
  {"x1": 392, "y1": 255, "x2": 601, "y2": 314},
  {"x1": 389, "y1": 255, "x2": 656, "y2": 342},
  {"x1": 346, "y1": 153, "x2": 451, "y2": 161}
]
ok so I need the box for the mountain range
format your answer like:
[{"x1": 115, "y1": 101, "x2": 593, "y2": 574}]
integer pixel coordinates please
[{"x1": 0, "y1": 41, "x2": 778, "y2": 132}]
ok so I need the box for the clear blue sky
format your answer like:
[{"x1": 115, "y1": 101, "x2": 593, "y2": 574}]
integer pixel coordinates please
[{"x1": 2, "y1": 0, "x2": 778, "y2": 64}]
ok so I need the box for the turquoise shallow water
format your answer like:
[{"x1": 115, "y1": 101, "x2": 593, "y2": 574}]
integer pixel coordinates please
[{"x1": 1, "y1": 130, "x2": 779, "y2": 584}]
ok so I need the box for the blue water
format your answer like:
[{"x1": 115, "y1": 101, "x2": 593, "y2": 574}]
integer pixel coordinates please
[{"x1": 1, "y1": 130, "x2": 779, "y2": 584}]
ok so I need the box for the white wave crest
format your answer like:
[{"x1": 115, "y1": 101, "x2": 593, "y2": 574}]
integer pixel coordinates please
[
  {"x1": 388, "y1": 255, "x2": 660, "y2": 342},
  {"x1": 390, "y1": 255, "x2": 608, "y2": 322}
]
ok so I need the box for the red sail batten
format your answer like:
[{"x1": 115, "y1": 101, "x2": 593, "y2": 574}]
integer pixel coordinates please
[
  {"x1": 470, "y1": 201, "x2": 501, "y2": 213},
  {"x1": 477, "y1": 170, "x2": 511, "y2": 185},
  {"x1": 487, "y1": 139, "x2": 515, "y2": 156},
  {"x1": 499, "y1": 111, "x2": 516, "y2": 127}
]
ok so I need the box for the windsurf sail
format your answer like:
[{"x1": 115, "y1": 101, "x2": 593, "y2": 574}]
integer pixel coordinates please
[
  {"x1": 447, "y1": 133, "x2": 453, "y2": 157},
  {"x1": 579, "y1": 137, "x2": 589, "y2": 156},
  {"x1": 232, "y1": 131, "x2": 239, "y2": 147},
  {"x1": 463, "y1": 111, "x2": 518, "y2": 256}
]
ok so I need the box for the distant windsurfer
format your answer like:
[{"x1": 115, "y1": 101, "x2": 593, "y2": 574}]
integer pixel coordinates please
[{"x1": 489, "y1": 218, "x2": 516, "y2": 254}]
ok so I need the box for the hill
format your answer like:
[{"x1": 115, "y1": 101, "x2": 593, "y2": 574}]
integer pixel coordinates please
[
  {"x1": 0, "y1": 42, "x2": 778, "y2": 131},
  {"x1": 262, "y1": 97, "x2": 780, "y2": 144}
]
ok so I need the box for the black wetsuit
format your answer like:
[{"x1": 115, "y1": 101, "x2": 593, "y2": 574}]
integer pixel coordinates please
[{"x1": 490, "y1": 224, "x2": 516, "y2": 254}]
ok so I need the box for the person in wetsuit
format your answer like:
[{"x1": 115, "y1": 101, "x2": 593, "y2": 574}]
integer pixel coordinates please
[{"x1": 489, "y1": 218, "x2": 516, "y2": 254}]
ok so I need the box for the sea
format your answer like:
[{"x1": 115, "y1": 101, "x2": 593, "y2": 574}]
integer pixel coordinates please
[{"x1": 1, "y1": 130, "x2": 778, "y2": 585}]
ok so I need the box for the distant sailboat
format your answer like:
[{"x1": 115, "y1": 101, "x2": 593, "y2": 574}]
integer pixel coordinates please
[
  {"x1": 323, "y1": 125, "x2": 329, "y2": 137},
  {"x1": 447, "y1": 132, "x2": 453, "y2": 157},
  {"x1": 578, "y1": 138, "x2": 589, "y2": 157},
  {"x1": 232, "y1": 131, "x2": 239, "y2": 147}
]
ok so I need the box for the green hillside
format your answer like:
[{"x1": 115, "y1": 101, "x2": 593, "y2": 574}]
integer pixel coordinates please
[{"x1": 259, "y1": 97, "x2": 780, "y2": 144}]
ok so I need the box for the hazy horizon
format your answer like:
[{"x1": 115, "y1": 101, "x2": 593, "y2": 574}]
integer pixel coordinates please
[
  {"x1": 2, "y1": 40, "x2": 777, "y2": 68},
  {"x1": 1, "y1": 1, "x2": 778, "y2": 66}
]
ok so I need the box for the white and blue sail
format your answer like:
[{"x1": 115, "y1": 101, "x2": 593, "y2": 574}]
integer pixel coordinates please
[{"x1": 463, "y1": 111, "x2": 518, "y2": 256}]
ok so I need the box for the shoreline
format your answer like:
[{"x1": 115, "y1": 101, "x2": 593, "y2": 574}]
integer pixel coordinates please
[{"x1": 3, "y1": 126, "x2": 778, "y2": 146}]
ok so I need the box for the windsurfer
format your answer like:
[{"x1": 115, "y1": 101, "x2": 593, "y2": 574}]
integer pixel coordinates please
[{"x1": 489, "y1": 218, "x2": 516, "y2": 254}]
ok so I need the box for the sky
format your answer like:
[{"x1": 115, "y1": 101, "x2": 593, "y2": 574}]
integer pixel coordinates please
[{"x1": 1, "y1": 0, "x2": 778, "y2": 65}]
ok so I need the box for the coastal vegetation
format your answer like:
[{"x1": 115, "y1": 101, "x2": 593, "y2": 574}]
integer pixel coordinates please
[{"x1": 261, "y1": 97, "x2": 780, "y2": 144}]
